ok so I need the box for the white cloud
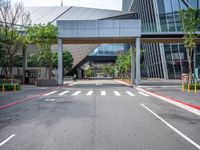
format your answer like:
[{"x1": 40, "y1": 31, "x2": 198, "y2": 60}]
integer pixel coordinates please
[{"x1": 13, "y1": 0, "x2": 122, "y2": 10}]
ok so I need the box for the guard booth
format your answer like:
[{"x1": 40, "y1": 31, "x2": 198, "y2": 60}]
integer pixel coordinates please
[{"x1": 25, "y1": 69, "x2": 39, "y2": 84}]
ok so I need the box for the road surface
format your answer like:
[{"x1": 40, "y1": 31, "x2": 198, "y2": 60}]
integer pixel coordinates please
[{"x1": 0, "y1": 79, "x2": 199, "y2": 150}]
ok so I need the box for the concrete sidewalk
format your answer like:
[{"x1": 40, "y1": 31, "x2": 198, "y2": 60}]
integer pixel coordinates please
[{"x1": 140, "y1": 86, "x2": 200, "y2": 108}]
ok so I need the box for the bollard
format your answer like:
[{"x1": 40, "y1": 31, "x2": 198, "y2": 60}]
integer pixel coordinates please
[
  {"x1": 194, "y1": 83, "x2": 197, "y2": 94},
  {"x1": 188, "y1": 83, "x2": 190, "y2": 93},
  {"x1": 182, "y1": 82, "x2": 184, "y2": 92},
  {"x1": 2, "y1": 84, "x2": 4, "y2": 95},
  {"x1": 14, "y1": 84, "x2": 16, "y2": 93}
]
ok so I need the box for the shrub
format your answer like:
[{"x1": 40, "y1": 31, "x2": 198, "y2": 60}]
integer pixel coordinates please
[
  {"x1": 0, "y1": 83, "x2": 21, "y2": 91},
  {"x1": 183, "y1": 83, "x2": 200, "y2": 90}
]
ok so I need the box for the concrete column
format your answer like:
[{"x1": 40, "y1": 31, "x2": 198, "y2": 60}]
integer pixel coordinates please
[
  {"x1": 58, "y1": 39, "x2": 63, "y2": 85},
  {"x1": 130, "y1": 44, "x2": 135, "y2": 85},
  {"x1": 135, "y1": 37, "x2": 141, "y2": 85},
  {"x1": 22, "y1": 45, "x2": 27, "y2": 84}
]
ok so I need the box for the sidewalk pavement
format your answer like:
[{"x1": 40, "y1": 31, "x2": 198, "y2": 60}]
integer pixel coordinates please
[
  {"x1": 117, "y1": 79, "x2": 200, "y2": 110},
  {"x1": 141, "y1": 86, "x2": 200, "y2": 107},
  {"x1": 138, "y1": 79, "x2": 200, "y2": 109}
]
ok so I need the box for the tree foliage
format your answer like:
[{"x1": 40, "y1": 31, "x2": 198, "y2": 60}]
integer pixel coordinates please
[
  {"x1": 26, "y1": 24, "x2": 57, "y2": 79},
  {"x1": 116, "y1": 50, "x2": 131, "y2": 78},
  {"x1": 179, "y1": 8, "x2": 200, "y2": 84},
  {"x1": 52, "y1": 51, "x2": 74, "y2": 73},
  {"x1": 0, "y1": 0, "x2": 30, "y2": 79}
]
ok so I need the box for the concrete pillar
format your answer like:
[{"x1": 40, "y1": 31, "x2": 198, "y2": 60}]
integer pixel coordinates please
[
  {"x1": 58, "y1": 39, "x2": 63, "y2": 85},
  {"x1": 130, "y1": 44, "x2": 135, "y2": 85},
  {"x1": 22, "y1": 45, "x2": 27, "y2": 84},
  {"x1": 135, "y1": 37, "x2": 141, "y2": 85}
]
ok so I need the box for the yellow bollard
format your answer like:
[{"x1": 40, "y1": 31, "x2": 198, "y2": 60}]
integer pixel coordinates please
[
  {"x1": 2, "y1": 84, "x2": 4, "y2": 95},
  {"x1": 14, "y1": 84, "x2": 16, "y2": 93},
  {"x1": 182, "y1": 82, "x2": 184, "y2": 92},
  {"x1": 188, "y1": 83, "x2": 190, "y2": 93},
  {"x1": 194, "y1": 83, "x2": 197, "y2": 94}
]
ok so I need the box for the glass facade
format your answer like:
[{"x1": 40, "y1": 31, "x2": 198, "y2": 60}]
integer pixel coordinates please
[
  {"x1": 125, "y1": 0, "x2": 200, "y2": 79},
  {"x1": 89, "y1": 44, "x2": 128, "y2": 56},
  {"x1": 157, "y1": 0, "x2": 199, "y2": 79}
]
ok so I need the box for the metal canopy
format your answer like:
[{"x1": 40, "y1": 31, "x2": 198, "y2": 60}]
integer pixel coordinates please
[
  {"x1": 57, "y1": 20, "x2": 141, "y2": 43},
  {"x1": 57, "y1": 19, "x2": 142, "y2": 86}
]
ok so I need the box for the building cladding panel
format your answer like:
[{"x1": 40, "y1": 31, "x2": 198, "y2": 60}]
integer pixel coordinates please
[{"x1": 124, "y1": 0, "x2": 200, "y2": 79}]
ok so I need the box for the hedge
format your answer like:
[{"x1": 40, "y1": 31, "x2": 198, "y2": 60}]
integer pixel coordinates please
[
  {"x1": 183, "y1": 83, "x2": 200, "y2": 90},
  {"x1": 0, "y1": 83, "x2": 21, "y2": 91}
]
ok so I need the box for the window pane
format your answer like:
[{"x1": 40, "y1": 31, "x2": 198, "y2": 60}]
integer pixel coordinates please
[{"x1": 164, "y1": 0, "x2": 173, "y2": 13}]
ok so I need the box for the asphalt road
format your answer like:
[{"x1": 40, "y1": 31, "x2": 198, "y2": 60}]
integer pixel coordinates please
[{"x1": 0, "y1": 79, "x2": 199, "y2": 150}]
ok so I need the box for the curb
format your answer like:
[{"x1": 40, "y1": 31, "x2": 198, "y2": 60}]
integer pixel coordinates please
[
  {"x1": 115, "y1": 79, "x2": 200, "y2": 116},
  {"x1": 0, "y1": 87, "x2": 59, "y2": 109},
  {"x1": 136, "y1": 87, "x2": 200, "y2": 116}
]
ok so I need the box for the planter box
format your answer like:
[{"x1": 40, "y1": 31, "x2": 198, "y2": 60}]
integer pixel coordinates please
[{"x1": 36, "y1": 79, "x2": 58, "y2": 87}]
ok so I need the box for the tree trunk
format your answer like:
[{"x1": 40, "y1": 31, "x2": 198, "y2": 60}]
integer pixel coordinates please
[{"x1": 187, "y1": 48, "x2": 193, "y2": 84}]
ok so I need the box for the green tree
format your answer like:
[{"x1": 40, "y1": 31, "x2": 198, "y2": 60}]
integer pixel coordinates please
[
  {"x1": 52, "y1": 51, "x2": 74, "y2": 74},
  {"x1": 27, "y1": 24, "x2": 57, "y2": 79},
  {"x1": 27, "y1": 53, "x2": 42, "y2": 67},
  {"x1": 116, "y1": 50, "x2": 131, "y2": 78},
  {"x1": 179, "y1": 8, "x2": 200, "y2": 84},
  {"x1": 85, "y1": 68, "x2": 93, "y2": 77},
  {"x1": 0, "y1": 0, "x2": 30, "y2": 79}
]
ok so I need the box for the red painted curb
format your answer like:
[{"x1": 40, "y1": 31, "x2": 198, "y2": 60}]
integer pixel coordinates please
[
  {"x1": 0, "y1": 87, "x2": 59, "y2": 109},
  {"x1": 141, "y1": 88, "x2": 200, "y2": 111}
]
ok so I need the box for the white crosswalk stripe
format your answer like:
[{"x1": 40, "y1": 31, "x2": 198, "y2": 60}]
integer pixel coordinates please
[
  {"x1": 43, "y1": 90, "x2": 151, "y2": 97},
  {"x1": 138, "y1": 92, "x2": 150, "y2": 97},
  {"x1": 44, "y1": 91, "x2": 57, "y2": 96},
  {"x1": 87, "y1": 91, "x2": 93, "y2": 96},
  {"x1": 126, "y1": 91, "x2": 135, "y2": 96},
  {"x1": 58, "y1": 91, "x2": 69, "y2": 96},
  {"x1": 72, "y1": 91, "x2": 81, "y2": 96},
  {"x1": 114, "y1": 91, "x2": 120, "y2": 96},
  {"x1": 101, "y1": 91, "x2": 106, "y2": 96}
]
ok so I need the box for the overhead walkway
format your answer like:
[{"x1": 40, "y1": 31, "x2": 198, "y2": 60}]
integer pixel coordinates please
[
  {"x1": 57, "y1": 19, "x2": 142, "y2": 85},
  {"x1": 142, "y1": 31, "x2": 200, "y2": 43}
]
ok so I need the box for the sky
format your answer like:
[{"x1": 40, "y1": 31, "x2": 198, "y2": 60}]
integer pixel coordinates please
[{"x1": 13, "y1": 0, "x2": 123, "y2": 10}]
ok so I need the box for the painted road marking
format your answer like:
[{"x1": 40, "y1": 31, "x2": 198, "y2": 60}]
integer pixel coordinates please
[
  {"x1": 72, "y1": 91, "x2": 81, "y2": 96},
  {"x1": 126, "y1": 91, "x2": 135, "y2": 96},
  {"x1": 58, "y1": 91, "x2": 69, "y2": 96},
  {"x1": 136, "y1": 87, "x2": 200, "y2": 116},
  {"x1": 44, "y1": 91, "x2": 57, "y2": 96},
  {"x1": 87, "y1": 91, "x2": 93, "y2": 96},
  {"x1": 45, "y1": 99, "x2": 56, "y2": 102},
  {"x1": 141, "y1": 104, "x2": 200, "y2": 150},
  {"x1": 138, "y1": 92, "x2": 150, "y2": 97},
  {"x1": 0, "y1": 134, "x2": 16, "y2": 147},
  {"x1": 101, "y1": 91, "x2": 106, "y2": 96},
  {"x1": 114, "y1": 91, "x2": 121, "y2": 96}
]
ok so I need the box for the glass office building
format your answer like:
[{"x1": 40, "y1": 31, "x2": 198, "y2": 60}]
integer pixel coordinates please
[{"x1": 123, "y1": 0, "x2": 200, "y2": 79}]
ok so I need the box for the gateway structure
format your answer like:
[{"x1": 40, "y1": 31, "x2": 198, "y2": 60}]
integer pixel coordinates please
[{"x1": 57, "y1": 19, "x2": 142, "y2": 85}]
